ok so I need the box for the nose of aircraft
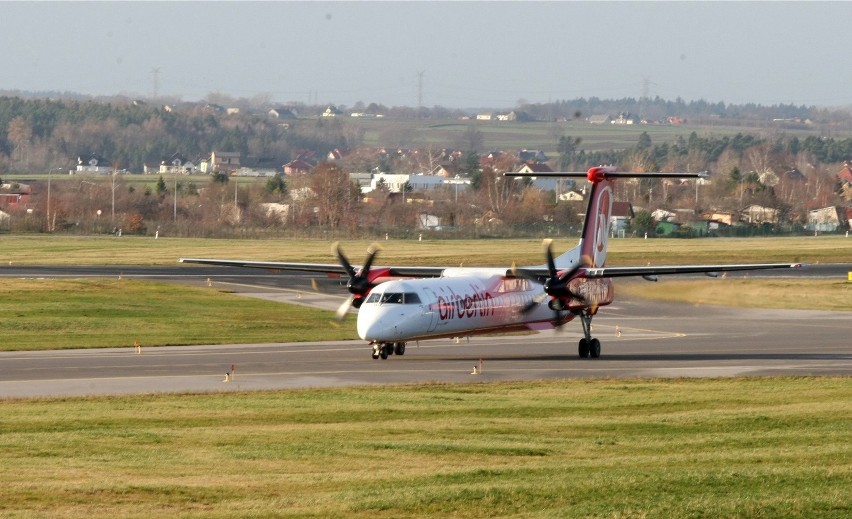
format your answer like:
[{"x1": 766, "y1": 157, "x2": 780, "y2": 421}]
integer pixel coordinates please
[
  {"x1": 357, "y1": 306, "x2": 416, "y2": 342},
  {"x1": 356, "y1": 311, "x2": 385, "y2": 341}
]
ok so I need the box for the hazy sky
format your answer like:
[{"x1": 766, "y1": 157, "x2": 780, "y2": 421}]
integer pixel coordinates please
[{"x1": 3, "y1": 1, "x2": 850, "y2": 109}]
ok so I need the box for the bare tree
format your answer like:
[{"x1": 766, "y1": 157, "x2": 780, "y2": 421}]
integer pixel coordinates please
[
  {"x1": 7, "y1": 116, "x2": 32, "y2": 170},
  {"x1": 309, "y1": 163, "x2": 360, "y2": 231}
]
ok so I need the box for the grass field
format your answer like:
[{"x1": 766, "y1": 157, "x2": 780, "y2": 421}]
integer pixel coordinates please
[
  {"x1": 0, "y1": 279, "x2": 355, "y2": 351},
  {"x1": 1, "y1": 234, "x2": 850, "y2": 266},
  {"x1": 1, "y1": 377, "x2": 848, "y2": 518}
]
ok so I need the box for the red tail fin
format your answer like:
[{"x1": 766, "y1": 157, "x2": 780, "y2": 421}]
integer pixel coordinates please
[{"x1": 580, "y1": 168, "x2": 615, "y2": 268}]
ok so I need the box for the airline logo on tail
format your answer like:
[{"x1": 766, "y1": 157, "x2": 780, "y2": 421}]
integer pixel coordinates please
[{"x1": 584, "y1": 182, "x2": 613, "y2": 268}]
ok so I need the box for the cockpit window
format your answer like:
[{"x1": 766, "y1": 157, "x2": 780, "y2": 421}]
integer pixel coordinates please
[
  {"x1": 366, "y1": 292, "x2": 422, "y2": 304},
  {"x1": 381, "y1": 293, "x2": 403, "y2": 304}
]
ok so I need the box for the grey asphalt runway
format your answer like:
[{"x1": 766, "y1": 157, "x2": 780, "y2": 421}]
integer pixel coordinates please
[{"x1": 1, "y1": 265, "x2": 850, "y2": 398}]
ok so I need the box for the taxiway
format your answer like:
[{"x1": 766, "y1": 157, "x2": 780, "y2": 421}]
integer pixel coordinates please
[{"x1": 1, "y1": 264, "x2": 849, "y2": 398}]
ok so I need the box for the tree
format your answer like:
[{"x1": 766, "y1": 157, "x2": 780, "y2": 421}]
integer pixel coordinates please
[
  {"x1": 557, "y1": 135, "x2": 581, "y2": 169},
  {"x1": 155, "y1": 176, "x2": 168, "y2": 196},
  {"x1": 264, "y1": 173, "x2": 287, "y2": 195},
  {"x1": 7, "y1": 116, "x2": 32, "y2": 170},
  {"x1": 310, "y1": 162, "x2": 360, "y2": 230},
  {"x1": 460, "y1": 150, "x2": 480, "y2": 176},
  {"x1": 631, "y1": 211, "x2": 655, "y2": 236}
]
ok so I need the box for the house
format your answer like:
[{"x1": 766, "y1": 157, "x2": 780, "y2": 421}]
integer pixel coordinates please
[
  {"x1": 74, "y1": 154, "x2": 112, "y2": 175},
  {"x1": 326, "y1": 148, "x2": 347, "y2": 161},
  {"x1": 741, "y1": 204, "x2": 779, "y2": 224},
  {"x1": 369, "y1": 174, "x2": 445, "y2": 194},
  {"x1": 588, "y1": 114, "x2": 612, "y2": 124},
  {"x1": 418, "y1": 213, "x2": 442, "y2": 230},
  {"x1": 516, "y1": 162, "x2": 553, "y2": 175},
  {"x1": 557, "y1": 190, "x2": 584, "y2": 202},
  {"x1": 206, "y1": 151, "x2": 240, "y2": 174},
  {"x1": 807, "y1": 206, "x2": 850, "y2": 232},
  {"x1": 432, "y1": 164, "x2": 460, "y2": 177},
  {"x1": 0, "y1": 183, "x2": 31, "y2": 209},
  {"x1": 610, "y1": 202, "x2": 634, "y2": 234},
  {"x1": 283, "y1": 160, "x2": 313, "y2": 176},
  {"x1": 321, "y1": 105, "x2": 342, "y2": 117},
  {"x1": 349, "y1": 172, "x2": 374, "y2": 192},
  {"x1": 476, "y1": 113, "x2": 494, "y2": 121},
  {"x1": 159, "y1": 153, "x2": 196, "y2": 175},
  {"x1": 703, "y1": 211, "x2": 735, "y2": 226},
  {"x1": 495, "y1": 111, "x2": 529, "y2": 122},
  {"x1": 612, "y1": 112, "x2": 636, "y2": 125},
  {"x1": 268, "y1": 107, "x2": 297, "y2": 119}
]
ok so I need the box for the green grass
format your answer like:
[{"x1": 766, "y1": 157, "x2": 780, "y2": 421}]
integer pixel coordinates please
[
  {"x1": 0, "y1": 377, "x2": 848, "y2": 518},
  {"x1": 0, "y1": 279, "x2": 355, "y2": 350},
  {"x1": 1, "y1": 234, "x2": 850, "y2": 266}
]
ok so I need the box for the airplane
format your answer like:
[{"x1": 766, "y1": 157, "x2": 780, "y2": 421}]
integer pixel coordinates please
[{"x1": 179, "y1": 166, "x2": 800, "y2": 360}]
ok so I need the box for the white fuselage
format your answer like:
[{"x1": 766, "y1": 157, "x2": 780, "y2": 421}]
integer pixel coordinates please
[{"x1": 356, "y1": 269, "x2": 561, "y2": 343}]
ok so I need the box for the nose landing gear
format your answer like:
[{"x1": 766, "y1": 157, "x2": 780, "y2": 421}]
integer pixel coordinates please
[{"x1": 371, "y1": 342, "x2": 406, "y2": 360}]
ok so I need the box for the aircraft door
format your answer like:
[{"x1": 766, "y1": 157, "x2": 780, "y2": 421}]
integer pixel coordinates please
[{"x1": 422, "y1": 287, "x2": 439, "y2": 332}]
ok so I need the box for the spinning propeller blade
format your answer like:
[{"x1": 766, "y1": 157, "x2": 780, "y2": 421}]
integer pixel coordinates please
[
  {"x1": 517, "y1": 240, "x2": 588, "y2": 322},
  {"x1": 332, "y1": 242, "x2": 381, "y2": 320}
]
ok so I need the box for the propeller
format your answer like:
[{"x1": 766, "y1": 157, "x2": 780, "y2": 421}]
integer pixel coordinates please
[
  {"x1": 333, "y1": 242, "x2": 380, "y2": 321},
  {"x1": 513, "y1": 239, "x2": 587, "y2": 320}
]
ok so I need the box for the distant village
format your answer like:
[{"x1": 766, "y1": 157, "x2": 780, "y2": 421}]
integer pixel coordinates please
[{"x1": 1, "y1": 98, "x2": 851, "y2": 237}]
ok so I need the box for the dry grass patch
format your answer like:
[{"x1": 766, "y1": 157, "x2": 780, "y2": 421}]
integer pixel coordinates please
[
  {"x1": 1, "y1": 235, "x2": 850, "y2": 266},
  {"x1": 619, "y1": 279, "x2": 851, "y2": 311}
]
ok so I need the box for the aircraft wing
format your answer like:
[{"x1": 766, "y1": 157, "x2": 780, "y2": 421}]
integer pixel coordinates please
[
  {"x1": 512, "y1": 262, "x2": 801, "y2": 281},
  {"x1": 582, "y1": 263, "x2": 802, "y2": 278},
  {"x1": 178, "y1": 258, "x2": 447, "y2": 278}
]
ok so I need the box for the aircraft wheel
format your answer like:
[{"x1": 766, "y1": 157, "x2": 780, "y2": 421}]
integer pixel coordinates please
[
  {"x1": 380, "y1": 344, "x2": 390, "y2": 360},
  {"x1": 371, "y1": 345, "x2": 380, "y2": 360},
  {"x1": 394, "y1": 342, "x2": 406, "y2": 355},
  {"x1": 578, "y1": 338, "x2": 590, "y2": 358},
  {"x1": 589, "y1": 338, "x2": 601, "y2": 358}
]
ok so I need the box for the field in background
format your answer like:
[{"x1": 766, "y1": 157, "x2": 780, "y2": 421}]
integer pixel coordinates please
[
  {"x1": 1, "y1": 234, "x2": 850, "y2": 266},
  {"x1": 352, "y1": 118, "x2": 825, "y2": 153}
]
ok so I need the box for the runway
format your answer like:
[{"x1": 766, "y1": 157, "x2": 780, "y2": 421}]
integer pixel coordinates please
[{"x1": 1, "y1": 264, "x2": 849, "y2": 398}]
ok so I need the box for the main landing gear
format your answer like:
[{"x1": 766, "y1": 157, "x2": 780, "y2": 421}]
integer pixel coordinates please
[
  {"x1": 576, "y1": 312, "x2": 601, "y2": 359},
  {"x1": 371, "y1": 342, "x2": 406, "y2": 360}
]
